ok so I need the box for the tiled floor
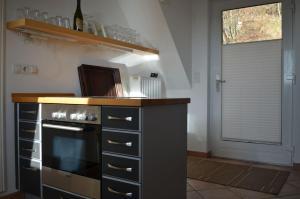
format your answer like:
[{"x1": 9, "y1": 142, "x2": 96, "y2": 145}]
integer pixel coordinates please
[{"x1": 187, "y1": 158, "x2": 300, "y2": 199}]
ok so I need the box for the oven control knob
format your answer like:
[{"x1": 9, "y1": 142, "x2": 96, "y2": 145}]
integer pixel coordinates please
[
  {"x1": 52, "y1": 112, "x2": 59, "y2": 119},
  {"x1": 87, "y1": 114, "x2": 97, "y2": 121},
  {"x1": 57, "y1": 112, "x2": 67, "y2": 119},
  {"x1": 77, "y1": 113, "x2": 87, "y2": 121},
  {"x1": 70, "y1": 113, "x2": 77, "y2": 120}
]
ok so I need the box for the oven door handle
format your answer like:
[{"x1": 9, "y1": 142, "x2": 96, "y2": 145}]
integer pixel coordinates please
[{"x1": 42, "y1": 123, "x2": 84, "y2": 132}]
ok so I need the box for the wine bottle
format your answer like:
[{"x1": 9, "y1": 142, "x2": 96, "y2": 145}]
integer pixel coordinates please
[{"x1": 73, "y1": 0, "x2": 83, "y2": 31}]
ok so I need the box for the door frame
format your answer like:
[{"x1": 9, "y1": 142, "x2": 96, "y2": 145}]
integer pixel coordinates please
[
  {"x1": 209, "y1": 0, "x2": 295, "y2": 165},
  {"x1": 0, "y1": 0, "x2": 5, "y2": 193}
]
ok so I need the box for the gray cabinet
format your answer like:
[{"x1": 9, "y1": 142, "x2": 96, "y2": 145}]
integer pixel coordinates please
[
  {"x1": 102, "y1": 154, "x2": 141, "y2": 182},
  {"x1": 102, "y1": 106, "x2": 142, "y2": 198},
  {"x1": 16, "y1": 103, "x2": 41, "y2": 197},
  {"x1": 102, "y1": 105, "x2": 187, "y2": 199},
  {"x1": 102, "y1": 178, "x2": 140, "y2": 199},
  {"x1": 102, "y1": 130, "x2": 140, "y2": 157},
  {"x1": 15, "y1": 103, "x2": 187, "y2": 199},
  {"x1": 102, "y1": 107, "x2": 140, "y2": 131},
  {"x1": 19, "y1": 159, "x2": 41, "y2": 196}
]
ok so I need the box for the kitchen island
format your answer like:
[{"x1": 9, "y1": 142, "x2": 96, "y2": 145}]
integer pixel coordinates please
[{"x1": 12, "y1": 93, "x2": 190, "y2": 199}]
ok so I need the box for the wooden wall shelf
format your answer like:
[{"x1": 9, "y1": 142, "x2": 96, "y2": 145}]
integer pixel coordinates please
[{"x1": 7, "y1": 18, "x2": 159, "y2": 55}]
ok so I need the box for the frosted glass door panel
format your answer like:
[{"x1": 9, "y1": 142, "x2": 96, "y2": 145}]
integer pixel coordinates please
[{"x1": 222, "y1": 40, "x2": 282, "y2": 143}]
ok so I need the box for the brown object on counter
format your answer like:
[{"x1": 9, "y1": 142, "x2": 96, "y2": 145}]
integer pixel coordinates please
[
  {"x1": 12, "y1": 94, "x2": 190, "y2": 107},
  {"x1": 78, "y1": 65, "x2": 123, "y2": 97}
]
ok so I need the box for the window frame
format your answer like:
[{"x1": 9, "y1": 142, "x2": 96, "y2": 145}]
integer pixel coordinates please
[{"x1": 0, "y1": 0, "x2": 5, "y2": 193}]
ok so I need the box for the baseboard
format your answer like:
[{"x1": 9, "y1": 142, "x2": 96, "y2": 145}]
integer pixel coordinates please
[
  {"x1": 187, "y1": 150, "x2": 211, "y2": 158},
  {"x1": 0, "y1": 192, "x2": 24, "y2": 199}
]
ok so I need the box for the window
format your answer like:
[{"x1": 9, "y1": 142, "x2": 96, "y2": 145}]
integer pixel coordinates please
[{"x1": 222, "y1": 3, "x2": 282, "y2": 45}]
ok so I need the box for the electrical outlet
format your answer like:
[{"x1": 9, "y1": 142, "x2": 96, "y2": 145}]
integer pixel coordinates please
[
  {"x1": 13, "y1": 64, "x2": 38, "y2": 75},
  {"x1": 13, "y1": 64, "x2": 22, "y2": 74}
]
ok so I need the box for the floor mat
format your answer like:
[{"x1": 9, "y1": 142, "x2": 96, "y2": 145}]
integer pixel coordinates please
[{"x1": 187, "y1": 157, "x2": 290, "y2": 195}]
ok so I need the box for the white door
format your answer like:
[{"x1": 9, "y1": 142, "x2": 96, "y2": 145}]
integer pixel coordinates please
[{"x1": 210, "y1": 0, "x2": 295, "y2": 165}]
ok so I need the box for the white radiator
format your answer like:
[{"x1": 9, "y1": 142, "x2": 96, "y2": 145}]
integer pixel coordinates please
[{"x1": 129, "y1": 76, "x2": 162, "y2": 98}]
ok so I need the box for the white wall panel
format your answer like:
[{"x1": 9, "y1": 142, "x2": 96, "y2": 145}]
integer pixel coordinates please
[
  {"x1": 0, "y1": 0, "x2": 5, "y2": 193},
  {"x1": 222, "y1": 40, "x2": 282, "y2": 143},
  {"x1": 293, "y1": 0, "x2": 300, "y2": 164}
]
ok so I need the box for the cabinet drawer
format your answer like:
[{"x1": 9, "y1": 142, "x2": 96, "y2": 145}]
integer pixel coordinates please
[
  {"x1": 19, "y1": 122, "x2": 40, "y2": 141},
  {"x1": 102, "y1": 178, "x2": 140, "y2": 199},
  {"x1": 103, "y1": 154, "x2": 140, "y2": 182},
  {"x1": 102, "y1": 107, "x2": 140, "y2": 131},
  {"x1": 43, "y1": 186, "x2": 86, "y2": 199},
  {"x1": 19, "y1": 158, "x2": 41, "y2": 197},
  {"x1": 102, "y1": 131, "x2": 140, "y2": 157},
  {"x1": 19, "y1": 103, "x2": 39, "y2": 121},
  {"x1": 19, "y1": 140, "x2": 40, "y2": 160}
]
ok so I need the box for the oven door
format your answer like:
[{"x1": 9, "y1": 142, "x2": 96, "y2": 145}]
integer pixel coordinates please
[{"x1": 42, "y1": 120, "x2": 101, "y2": 180}]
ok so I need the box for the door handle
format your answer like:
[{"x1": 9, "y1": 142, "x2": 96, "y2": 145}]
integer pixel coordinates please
[
  {"x1": 216, "y1": 80, "x2": 226, "y2": 83},
  {"x1": 216, "y1": 74, "x2": 226, "y2": 84}
]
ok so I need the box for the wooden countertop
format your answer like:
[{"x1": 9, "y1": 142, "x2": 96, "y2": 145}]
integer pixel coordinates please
[{"x1": 12, "y1": 93, "x2": 190, "y2": 107}]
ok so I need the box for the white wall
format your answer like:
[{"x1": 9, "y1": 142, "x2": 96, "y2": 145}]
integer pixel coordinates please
[
  {"x1": 167, "y1": 0, "x2": 210, "y2": 153},
  {"x1": 293, "y1": 0, "x2": 300, "y2": 164},
  {"x1": 160, "y1": 0, "x2": 193, "y2": 83},
  {"x1": 116, "y1": 0, "x2": 190, "y2": 90},
  {"x1": 1, "y1": 0, "x2": 192, "y2": 196}
]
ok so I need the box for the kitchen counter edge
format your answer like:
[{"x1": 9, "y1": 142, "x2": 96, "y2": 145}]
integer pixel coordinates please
[{"x1": 11, "y1": 93, "x2": 191, "y2": 107}]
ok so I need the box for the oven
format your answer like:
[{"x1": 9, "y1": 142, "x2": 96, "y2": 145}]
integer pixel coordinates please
[{"x1": 42, "y1": 104, "x2": 101, "y2": 199}]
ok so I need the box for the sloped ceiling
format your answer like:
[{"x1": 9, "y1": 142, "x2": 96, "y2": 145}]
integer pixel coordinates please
[
  {"x1": 160, "y1": 0, "x2": 193, "y2": 84},
  {"x1": 116, "y1": 0, "x2": 191, "y2": 90}
]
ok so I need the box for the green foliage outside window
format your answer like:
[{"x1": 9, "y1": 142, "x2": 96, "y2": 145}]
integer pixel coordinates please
[{"x1": 223, "y1": 3, "x2": 282, "y2": 45}]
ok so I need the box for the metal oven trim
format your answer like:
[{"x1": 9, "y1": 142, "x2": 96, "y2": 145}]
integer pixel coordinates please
[{"x1": 42, "y1": 166, "x2": 101, "y2": 199}]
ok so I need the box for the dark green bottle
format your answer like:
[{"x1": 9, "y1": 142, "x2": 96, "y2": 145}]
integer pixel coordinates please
[{"x1": 73, "y1": 0, "x2": 83, "y2": 31}]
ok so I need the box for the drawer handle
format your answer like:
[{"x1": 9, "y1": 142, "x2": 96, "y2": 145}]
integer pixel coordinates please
[
  {"x1": 22, "y1": 148, "x2": 37, "y2": 153},
  {"x1": 107, "y1": 140, "x2": 133, "y2": 147},
  {"x1": 21, "y1": 110, "x2": 37, "y2": 115},
  {"x1": 20, "y1": 129, "x2": 36, "y2": 134},
  {"x1": 22, "y1": 166, "x2": 38, "y2": 172},
  {"x1": 107, "y1": 163, "x2": 133, "y2": 172},
  {"x1": 107, "y1": 187, "x2": 133, "y2": 197},
  {"x1": 107, "y1": 116, "x2": 133, "y2": 122}
]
